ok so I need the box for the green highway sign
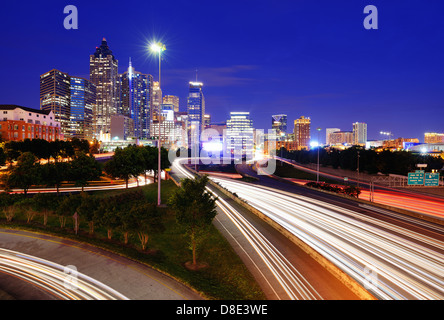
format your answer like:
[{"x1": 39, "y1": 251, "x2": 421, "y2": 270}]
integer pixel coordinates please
[
  {"x1": 408, "y1": 172, "x2": 424, "y2": 185},
  {"x1": 424, "y1": 173, "x2": 440, "y2": 187}
]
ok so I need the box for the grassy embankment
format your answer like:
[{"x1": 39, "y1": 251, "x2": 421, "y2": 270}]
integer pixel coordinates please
[{"x1": 0, "y1": 180, "x2": 265, "y2": 300}]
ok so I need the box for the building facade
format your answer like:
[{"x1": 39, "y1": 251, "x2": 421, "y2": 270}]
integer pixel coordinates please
[
  {"x1": 163, "y1": 95, "x2": 179, "y2": 113},
  {"x1": 329, "y1": 131, "x2": 354, "y2": 145},
  {"x1": 90, "y1": 38, "x2": 119, "y2": 138},
  {"x1": 425, "y1": 132, "x2": 444, "y2": 144},
  {"x1": 118, "y1": 60, "x2": 153, "y2": 139},
  {"x1": 70, "y1": 77, "x2": 96, "y2": 141},
  {"x1": 187, "y1": 82, "x2": 205, "y2": 134},
  {"x1": 226, "y1": 112, "x2": 254, "y2": 159},
  {"x1": 272, "y1": 114, "x2": 287, "y2": 140},
  {"x1": 40, "y1": 69, "x2": 71, "y2": 137},
  {"x1": 0, "y1": 105, "x2": 62, "y2": 142},
  {"x1": 294, "y1": 116, "x2": 311, "y2": 150},
  {"x1": 352, "y1": 122, "x2": 367, "y2": 146}
]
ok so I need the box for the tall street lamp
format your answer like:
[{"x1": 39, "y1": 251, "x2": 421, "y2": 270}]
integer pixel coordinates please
[
  {"x1": 316, "y1": 127, "x2": 322, "y2": 183},
  {"x1": 150, "y1": 42, "x2": 166, "y2": 206}
]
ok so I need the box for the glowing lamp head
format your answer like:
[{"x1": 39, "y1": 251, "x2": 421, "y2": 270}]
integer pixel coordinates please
[
  {"x1": 149, "y1": 42, "x2": 165, "y2": 53},
  {"x1": 310, "y1": 141, "x2": 319, "y2": 148}
]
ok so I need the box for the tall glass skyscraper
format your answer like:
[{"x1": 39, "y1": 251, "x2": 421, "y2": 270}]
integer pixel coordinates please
[
  {"x1": 90, "y1": 38, "x2": 119, "y2": 139},
  {"x1": 40, "y1": 69, "x2": 71, "y2": 137},
  {"x1": 118, "y1": 59, "x2": 153, "y2": 139},
  {"x1": 226, "y1": 112, "x2": 254, "y2": 159},
  {"x1": 272, "y1": 114, "x2": 287, "y2": 140},
  {"x1": 187, "y1": 82, "x2": 205, "y2": 134},
  {"x1": 70, "y1": 77, "x2": 96, "y2": 140}
]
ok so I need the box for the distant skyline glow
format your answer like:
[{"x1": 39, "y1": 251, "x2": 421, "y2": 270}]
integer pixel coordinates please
[{"x1": 0, "y1": 1, "x2": 443, "y2": 143}]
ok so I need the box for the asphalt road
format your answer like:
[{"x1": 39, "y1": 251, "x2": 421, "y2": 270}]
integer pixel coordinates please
[
  {"x1": 0, "y1": 228, "x2": 203, "y2": 300},
  {"x1": 170, "y1": 159, "x2": 360, "y2": 300}
]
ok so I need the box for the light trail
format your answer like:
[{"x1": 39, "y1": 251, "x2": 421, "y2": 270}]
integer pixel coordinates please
[
  {"x1": 210, "y1": 176, "x2": 444, "y2": 300},
  {"x1": 172, "y1": 158, "x2": 324, "y2": 300},
  {"x1": 0, "y1": 248, "x2": 129, "y2": 300}
]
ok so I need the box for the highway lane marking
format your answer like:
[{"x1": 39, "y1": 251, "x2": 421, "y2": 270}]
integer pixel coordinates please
[{"x1": 0, "y1": 229, "x2": 191, "y2": 300}]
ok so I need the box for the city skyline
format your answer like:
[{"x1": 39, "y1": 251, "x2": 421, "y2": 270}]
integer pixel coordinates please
[{"x1": 1, "y1": 1, "x2": 443, "y2": 142}]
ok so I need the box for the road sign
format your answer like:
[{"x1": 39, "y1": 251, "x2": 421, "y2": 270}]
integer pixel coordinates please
[
  {"x1": 408, "y1": 172, "x2": 424, "y2": 185},
  {"x1": 424, "y1": 172, "x2": 440, "y2": 187},
  {"x1": 416, "y1": 164, "x2": 427, "y2": 168}
]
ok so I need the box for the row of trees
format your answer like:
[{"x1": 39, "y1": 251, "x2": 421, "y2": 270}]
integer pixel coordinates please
[
  {"x1": 0, "y1": 190, "x2": 163, "y2": 251},
  {"x1": 2, "y1": 151, "x2": 102, "y2": 194},
  {"x1": 1, "y1": 138, "x2": 92, "y2": 164},
  {"x1": 0, "y1": 175, "x2": 218, "y2": 268},
  {"x1": 280, "y1": 147, "x2": 444, "y2": 176},
  {"x1": 104, "y1": 145, "x2": 170, "y2": 188}
]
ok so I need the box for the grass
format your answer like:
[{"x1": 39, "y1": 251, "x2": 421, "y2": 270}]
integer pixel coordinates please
[{"x1": 0, "y1": 180, "x2": 265, "y2": 300}]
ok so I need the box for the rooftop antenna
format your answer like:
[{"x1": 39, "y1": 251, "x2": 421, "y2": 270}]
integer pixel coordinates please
[{"x1": 195, "y1": 68, "x2": 198, "y2": 82}]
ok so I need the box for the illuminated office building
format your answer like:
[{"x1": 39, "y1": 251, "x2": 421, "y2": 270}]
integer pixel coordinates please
[
  {"x1": 326, "y1": 128, "x2": 341, "y2": 145},
  {"x1": 69, "y1": 77, "x2": 96, "y2": 140},
  {"x1": 226, "y1": 112, "x2": 254, "y2": 158},
  {"x1": 0, "y1": 105, "x2": 62, "y2": 142},
  {"x1": 40, "y1": 69, "x2": 71, "y2": 137},
  {"x1": 424, "y1": 132, "x2": 444, "y2": 144},
  {"x1": 187, "y1": 82, "x2": 205, "y2": 134},
  {"x1": 118, "y1": 59, "x2": 153, "y2": 139},
  {"x1": 90, "y1": 38, "x2": 119, "y2": 138},
  {"x1": 163, "y1": 95, "x2": 179, "y2": 113},
  {"x1": 271, "y1": 114, "x2": 287, "y2": 140},
  {"x1": 353, "y1": 122, "x2": 368, "y2": 146},
  {"x1": 294, "y1": 116, "x2": 311, "y2": 150}
]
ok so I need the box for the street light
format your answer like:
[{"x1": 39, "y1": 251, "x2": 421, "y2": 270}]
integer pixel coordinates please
[
  {"x1": 149, "y1": 41, "x2": 166, "y2": 206},
  {"x1": 316, "y1": 128, "x2": 321, "y2": 183}
]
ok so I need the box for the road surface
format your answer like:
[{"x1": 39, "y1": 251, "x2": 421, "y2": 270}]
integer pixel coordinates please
[{"x1": 0, "y1": 228, "x2": 203, "y2": 300}]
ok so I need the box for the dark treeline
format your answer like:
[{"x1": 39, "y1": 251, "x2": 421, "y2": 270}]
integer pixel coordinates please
[
  {"x1": 0, "y1": 190, "x2": 163, "y2": 251},
  {"x1": 279, "y1": 146, "x2": 444, "y2": 176},
  {"x1": 0, "y1": 138, "x2": 91, "y2": 164}
]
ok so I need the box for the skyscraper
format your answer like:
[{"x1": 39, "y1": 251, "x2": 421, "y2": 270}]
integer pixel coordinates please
[
  {"x1": 163, "y1": 95, "x2": 179, "y2": 113},
  {"x1": 353, "y1": 122, "x2": 368, "y2": 146},
  {"x1": 70, "y1": 77, "x2": 96, "y2": 140},
  {"x1": 118, "y1": 59, "x2": 153, "y2": 139},
  {"x1": 294, "y1": 116, "x2": 311, "y2": 150},
  {"x1": 40, "y1": 69, "x2": 71, "y2": 137},
  {"x1": 187, "y1": 82, "x2": 205, "y2": 134},
  {"x1": 226, "y1": 112, "x2": 254, "y2": 159},
  {"x1": 90, "y1": 38, "x2": 119, "y2": 139},
  {"x1": 271, "y1": 114, "x2": 287, "y2": 140},
  {"x1": 152, "y1": 81, "x2": 162, "y2": 120}
]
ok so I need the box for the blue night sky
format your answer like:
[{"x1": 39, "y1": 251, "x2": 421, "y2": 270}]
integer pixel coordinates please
[{"x1": 0, "y1": 0, "x2": 443, "y2": 143}]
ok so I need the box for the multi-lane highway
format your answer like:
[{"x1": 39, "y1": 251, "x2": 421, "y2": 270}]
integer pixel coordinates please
[
  {"x1": 171, "y1": 158, "x2": 361, "y2": 300},
  {"x1": 171, "y1": 158, "x2": 444, "y2": 300}
]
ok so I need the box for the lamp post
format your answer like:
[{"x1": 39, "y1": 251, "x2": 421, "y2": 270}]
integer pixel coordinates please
[
  {"x1": 150, "y1": 42, "x2": 166, "y2": 206},
  {"x1": 316, "y1": 127, "x2": 321, "y2": 183}
]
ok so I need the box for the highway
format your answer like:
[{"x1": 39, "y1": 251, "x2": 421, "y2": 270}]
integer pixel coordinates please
[
  {"x1": 172, "y1": 158, "x2": 444, "y2": 300},
  {"x1": 171, "y1": 158, "x2": 360, "y2": 300}
]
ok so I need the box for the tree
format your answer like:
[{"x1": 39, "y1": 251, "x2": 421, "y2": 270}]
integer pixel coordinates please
[
  {"x1": 69, "y1": 152, "x2": 102, "y2": 191},
  {"x1": 4, "y1": 152, "x2": 41, "y2": 195},
  {"x1": 56, "y1": 193, "x2": 81, "y2": 228},
  {"x1": 77, "y1": 192, "x2": 99, "y2": 235},
  {"x1": 122, "y1": 201, "x2": 164, "y2": 250},
  {"x1": 104, "y1": 147, "x2": 134, "y2": 188},
  {"x1": 40, "y1": 161, "x2": 69, "y2": 194},
  {"x1": 97, "y1": 196, "x2": 121, "y2": 240},
  {"x1": 168, "y1": 175, "x2": 217, "y2": 268},
  {"x1": 32, "y1": 193, "x2": 58, "y2": 226}
]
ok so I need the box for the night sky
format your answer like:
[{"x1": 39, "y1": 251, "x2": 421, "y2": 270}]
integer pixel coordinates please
[{"x1": 1, "y1": 0, "x2": 443, "y2": 143}]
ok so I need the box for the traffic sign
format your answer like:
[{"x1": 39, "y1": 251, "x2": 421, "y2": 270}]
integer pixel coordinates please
[
  {"x1": 424, "y1": 172, "x2": 440, "y2": 187},
  {"x1": 408, "y1": 172, "x2": 424, "y2": 185}
]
